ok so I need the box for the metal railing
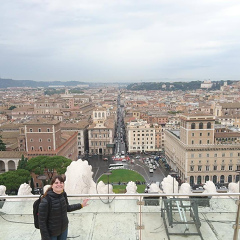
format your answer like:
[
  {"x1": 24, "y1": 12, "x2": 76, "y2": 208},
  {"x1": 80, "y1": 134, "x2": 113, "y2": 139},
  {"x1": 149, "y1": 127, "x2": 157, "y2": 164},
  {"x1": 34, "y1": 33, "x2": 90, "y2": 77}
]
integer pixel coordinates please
[{"x1": 0, "y1": 193, "x2": 239, "y2": 240}]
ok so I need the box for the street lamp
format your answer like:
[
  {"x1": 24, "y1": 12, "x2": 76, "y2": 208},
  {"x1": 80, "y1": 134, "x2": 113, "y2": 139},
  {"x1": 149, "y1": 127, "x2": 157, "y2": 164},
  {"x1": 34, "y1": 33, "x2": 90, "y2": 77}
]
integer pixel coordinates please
[
  {"x1": 103, "y1": 172, "x2": 112, "y2": 203},
  {"x1": 169, "y1": 171, "x2": 178, "y2": 195}
]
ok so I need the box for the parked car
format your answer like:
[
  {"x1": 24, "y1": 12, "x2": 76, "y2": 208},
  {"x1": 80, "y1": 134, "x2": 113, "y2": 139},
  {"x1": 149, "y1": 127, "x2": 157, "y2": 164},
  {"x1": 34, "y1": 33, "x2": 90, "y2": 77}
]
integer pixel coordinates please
[{"x1": 149, "y1": 168, "x2": 154, "y2": 173}]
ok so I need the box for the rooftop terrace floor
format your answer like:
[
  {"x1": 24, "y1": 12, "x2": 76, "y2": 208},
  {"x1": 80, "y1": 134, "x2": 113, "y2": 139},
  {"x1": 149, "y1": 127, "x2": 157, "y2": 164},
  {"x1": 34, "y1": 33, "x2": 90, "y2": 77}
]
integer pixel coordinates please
[{"x1": 0, "y1": 195, "x2": 239, "y2": 240}]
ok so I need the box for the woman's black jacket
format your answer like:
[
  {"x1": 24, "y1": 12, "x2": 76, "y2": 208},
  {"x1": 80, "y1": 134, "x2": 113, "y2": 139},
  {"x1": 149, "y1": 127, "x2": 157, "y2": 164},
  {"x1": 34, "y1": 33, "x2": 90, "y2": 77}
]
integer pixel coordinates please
[{"x1": 38, "y1": 189, "x2": 82, "y2": 240}]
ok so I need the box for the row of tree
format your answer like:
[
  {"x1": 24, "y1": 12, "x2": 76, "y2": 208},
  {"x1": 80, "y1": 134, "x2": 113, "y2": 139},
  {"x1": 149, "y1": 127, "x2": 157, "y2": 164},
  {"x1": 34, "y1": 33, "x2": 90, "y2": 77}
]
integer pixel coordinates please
[
  {"x1": 0, "y1": 155, "x2": 72, "y2": 195},
  {"x1": 126, "y1": 80, "x2": 236, "y2": 91}
]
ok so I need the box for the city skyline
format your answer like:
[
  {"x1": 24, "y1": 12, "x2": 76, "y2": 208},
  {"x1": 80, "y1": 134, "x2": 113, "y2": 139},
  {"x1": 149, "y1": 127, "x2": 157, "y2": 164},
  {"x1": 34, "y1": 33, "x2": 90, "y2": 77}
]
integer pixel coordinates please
[{"x1": 1, "y1": 1, "x2": 240, "y2": 82}]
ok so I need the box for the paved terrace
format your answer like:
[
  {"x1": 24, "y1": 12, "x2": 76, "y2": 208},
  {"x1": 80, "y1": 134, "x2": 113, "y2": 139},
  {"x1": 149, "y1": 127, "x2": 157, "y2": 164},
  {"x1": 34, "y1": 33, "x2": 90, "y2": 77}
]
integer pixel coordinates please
[{"x1": 0, "y1": 193, "x2": 239, "y2": 240}]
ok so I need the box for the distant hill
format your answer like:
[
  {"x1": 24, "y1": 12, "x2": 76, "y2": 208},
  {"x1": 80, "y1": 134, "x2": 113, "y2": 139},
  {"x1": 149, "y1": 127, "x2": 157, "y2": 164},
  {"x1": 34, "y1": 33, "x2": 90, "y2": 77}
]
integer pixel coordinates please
[
  {"x1": 126, "y1": 80, "x2": 237, "y2": 91},
  {"x1": 0, "y1": 78, "x2": 90, "y2": 88}
]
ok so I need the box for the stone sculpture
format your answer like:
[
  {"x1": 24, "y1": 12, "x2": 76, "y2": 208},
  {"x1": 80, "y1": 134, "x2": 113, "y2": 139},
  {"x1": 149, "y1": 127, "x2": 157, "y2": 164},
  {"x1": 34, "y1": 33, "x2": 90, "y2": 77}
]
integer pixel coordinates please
[
  {"x1": 203, "y1": 181, "x2": 217, "y2": 194},
  {"x1": 97, "y1": 181, "x2": 113, "y2": 194},
  {"x1": 64, "y1": 159, "x2": 97, "y2": 195},
  {"x1": 17, "y1": 183, "x2": 33, "y2": 195},
  {"x1": 43, "y1": 185, "x2": 51, "y2": 194},
  {"x1": 0, "y1": 185, "x2": 7, "y2": 196},
  {"x1": 148, "y1": 183, "x2": 162, "y2": 193},
  {"x1": 126, "y1": 181, "x2": 137, "y2": 194},
  {"x1": 161, "y1": 175, "x2": 178, "y2": 194},
  {"x1": 179, "y1": 182, "x2": 192, "y2": 196},
  {"x1": 228, "y1": 182, "x2": 239, "y2": 193}
]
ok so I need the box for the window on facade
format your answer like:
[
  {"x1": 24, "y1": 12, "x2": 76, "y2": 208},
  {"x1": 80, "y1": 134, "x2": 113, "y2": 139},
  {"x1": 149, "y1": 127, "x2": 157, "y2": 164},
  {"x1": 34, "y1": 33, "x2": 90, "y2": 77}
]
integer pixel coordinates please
[
  {"x1": 199, "y1": 122, "x2": 203, "y2": 129},
  {"x1": 229, "y1": 165, "x2": 233, "y2": 170},
  {"x1": 221, "y1": 165, "x2": 225, "y2": 171},
  {"x1": 191, "y1": 154, "x2": 194, "y2": 158},
  {"x1": 208, "y1": 132, "x2": 210, "y2": 136},
  {"x1": 207, "y1": 140, "x2": 210, "y2": 144},
  {"x1": 191, "y1": 123, "x2": 195, "y2": 129},
  {"x1": 48, "y1": 146, "x2": 51, "y2": 150},
  {"x1": 200, "y1": 133, "x2": 202, "y2": 136},
  {"x1": 192, "y1": 133, "x2": 194, "y2": 137},
  {"x1": 38, "y1": 128, "x2": 41, "y2": 132},
  {"x1": 39, "y1": 139, "x2": 42, "y2": 142},
  {"x1": 192, "y1": 140, "x2": 194, "y2": 144},
  {"x1": 222, "y1": 153, "x2": 225, "y2": 157},
  {"x1": 190, "y1": 166, "x2": 194, "y2": 171},
  {"x1": 199, "y1": 140, "x2": 202, "y2": 144},
  {"x1": 214, "y1": 166, "x2": 217, "y2": 170},
  {"x1": 47, "y1": 128, "x2": 50, "y2": 132},
  {"x1": 30, "y1": 128, "x2": 33, "y2": 132},
  {"x1": 198, "y1": 166, "x2": 202, "y2": 171},
  {"x1": 230, "y1": 153, "x2": 233, "y2": 157},
  {"x1": 206, "y1": 153, "x2": 209, "y2": 157},
  {"x1": 39, "y1": 147, "x2": 43, "y2": 151},
  {"x1": 30, "y1": 139, "x2": 33, "y2": 142},
  {"x1": 31, "y1": 146, "x2": 34, "y2": 150},
  {"x1": 214, "y1": 153, "x2": 217, "y2": 157},
  {"x1": 206, "y1": 166, "x2": 210, "y2": 171},
  {"x1": 199, "y1": 154, "x2": 202, "y2": 157},
  {"x1": 207, "y1": 122, "x2": 211, "y2": 129}
]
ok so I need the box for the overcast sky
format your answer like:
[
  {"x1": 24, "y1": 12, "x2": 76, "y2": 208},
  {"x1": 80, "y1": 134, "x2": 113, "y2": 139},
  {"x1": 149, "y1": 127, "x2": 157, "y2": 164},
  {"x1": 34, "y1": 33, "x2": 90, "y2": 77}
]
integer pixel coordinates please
[{"x1": 1, "y1": 0, "x2": 240, "y2": 83}]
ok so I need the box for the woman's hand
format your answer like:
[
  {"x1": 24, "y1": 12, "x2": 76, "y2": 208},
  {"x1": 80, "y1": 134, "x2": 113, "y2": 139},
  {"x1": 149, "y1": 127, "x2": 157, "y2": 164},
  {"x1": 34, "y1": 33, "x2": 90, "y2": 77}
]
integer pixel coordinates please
[{"x1": 82, "y1": 198, "x2": 89, "y2": 207}]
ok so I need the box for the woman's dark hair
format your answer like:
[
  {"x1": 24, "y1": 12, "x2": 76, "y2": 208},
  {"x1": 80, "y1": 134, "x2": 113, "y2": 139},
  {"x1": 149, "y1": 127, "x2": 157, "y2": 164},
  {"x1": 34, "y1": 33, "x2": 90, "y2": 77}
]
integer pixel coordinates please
[{"x1": 50, "y1": 175, "x2": 65, "y2": 185}]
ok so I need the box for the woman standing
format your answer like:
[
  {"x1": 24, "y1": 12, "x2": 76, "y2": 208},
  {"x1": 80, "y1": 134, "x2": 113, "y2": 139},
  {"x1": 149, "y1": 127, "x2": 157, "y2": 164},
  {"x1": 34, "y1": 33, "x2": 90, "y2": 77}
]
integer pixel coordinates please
[{"x1": 38, "y1": 175, "x2": 89, "y2": 240}]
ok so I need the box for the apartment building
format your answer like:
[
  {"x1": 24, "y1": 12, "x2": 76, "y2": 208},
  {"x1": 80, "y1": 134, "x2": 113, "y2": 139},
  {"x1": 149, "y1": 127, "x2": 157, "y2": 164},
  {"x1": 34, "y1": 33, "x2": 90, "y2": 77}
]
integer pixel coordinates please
[
  {"x1": 61, "y1": 121, "x2": 89, "y2": 156},
  {"x1": 88, "y1": 119, "x2": 115, "y2": 155},
  {"x1": 127, "y1": 119, "x2": 155, "y2": 153},
  {"x1": 34, "y1": 98, "x2": 65, "y2": 116},
  {"x1": 215, "y1": 102, "x2": 240, "y2": 117},
  {"x1": 154, "y1": 123, "x2": 165, "y2": 152},
  {"x1": 88, "y1": 108, "x2": 115, "y2": 155},
  {"x1": 24, "y1": 119, "x2": 78, "y2": 161},
  {"x1": 165, "y1": 112, "x2": 240, "y2": 186}
]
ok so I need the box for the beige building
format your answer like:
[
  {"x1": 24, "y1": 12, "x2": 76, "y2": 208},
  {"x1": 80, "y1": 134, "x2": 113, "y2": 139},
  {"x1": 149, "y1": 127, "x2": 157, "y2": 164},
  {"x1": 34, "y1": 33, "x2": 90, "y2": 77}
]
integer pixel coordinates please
[
  {"x1": 88, "y1": 107, "x2": 115, "y2": 155},
  {"x1": 126, "y1": 119, "x2": 155, "y2": 153},
  {"x1": 61, "y1": 121, "x2": 89, "y2": 156},
  {"x1": 88, "y1": 119, "x2": 115, "y2": 155},
  {"x1": 0, "y1": 151, "x2": 24, "y2": 173},
  {"x1": 165, "y1": 112, "x2": 240, "y2": 186}
]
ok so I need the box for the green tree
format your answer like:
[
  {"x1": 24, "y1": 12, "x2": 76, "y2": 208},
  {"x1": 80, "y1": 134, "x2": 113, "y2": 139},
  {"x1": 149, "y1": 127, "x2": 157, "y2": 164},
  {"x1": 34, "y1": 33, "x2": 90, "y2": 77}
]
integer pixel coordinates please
[
  {"x1": 8, "y1": 105, "x2": 17, "y2": 110},
  {"x1": 26, "y1": 156, "x2": 72, "y2": 181},
  {"x1": 17, "y1": 154, "x2": 28, "y2": 169},
  {"x1": 0, "y1": 169, "x2": 31, "y2": 194},
  {"x1": 0, "y1": 135, "x2": 6, "y2": 151}
]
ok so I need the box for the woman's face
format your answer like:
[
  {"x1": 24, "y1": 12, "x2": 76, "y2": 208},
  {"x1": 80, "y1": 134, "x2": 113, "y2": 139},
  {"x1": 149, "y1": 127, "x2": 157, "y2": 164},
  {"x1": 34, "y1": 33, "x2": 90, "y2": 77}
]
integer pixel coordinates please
[{"x1": 52, "y1": 178, "x2": 64, "y2": 194}]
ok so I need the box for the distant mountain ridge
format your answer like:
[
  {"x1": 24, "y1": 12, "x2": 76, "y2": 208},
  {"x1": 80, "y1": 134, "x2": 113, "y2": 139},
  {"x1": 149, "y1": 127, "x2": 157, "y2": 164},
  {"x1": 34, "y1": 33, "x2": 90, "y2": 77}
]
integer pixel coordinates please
[{"x1": 0, "y1": 78, "x2": 90, "y2": 88}]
